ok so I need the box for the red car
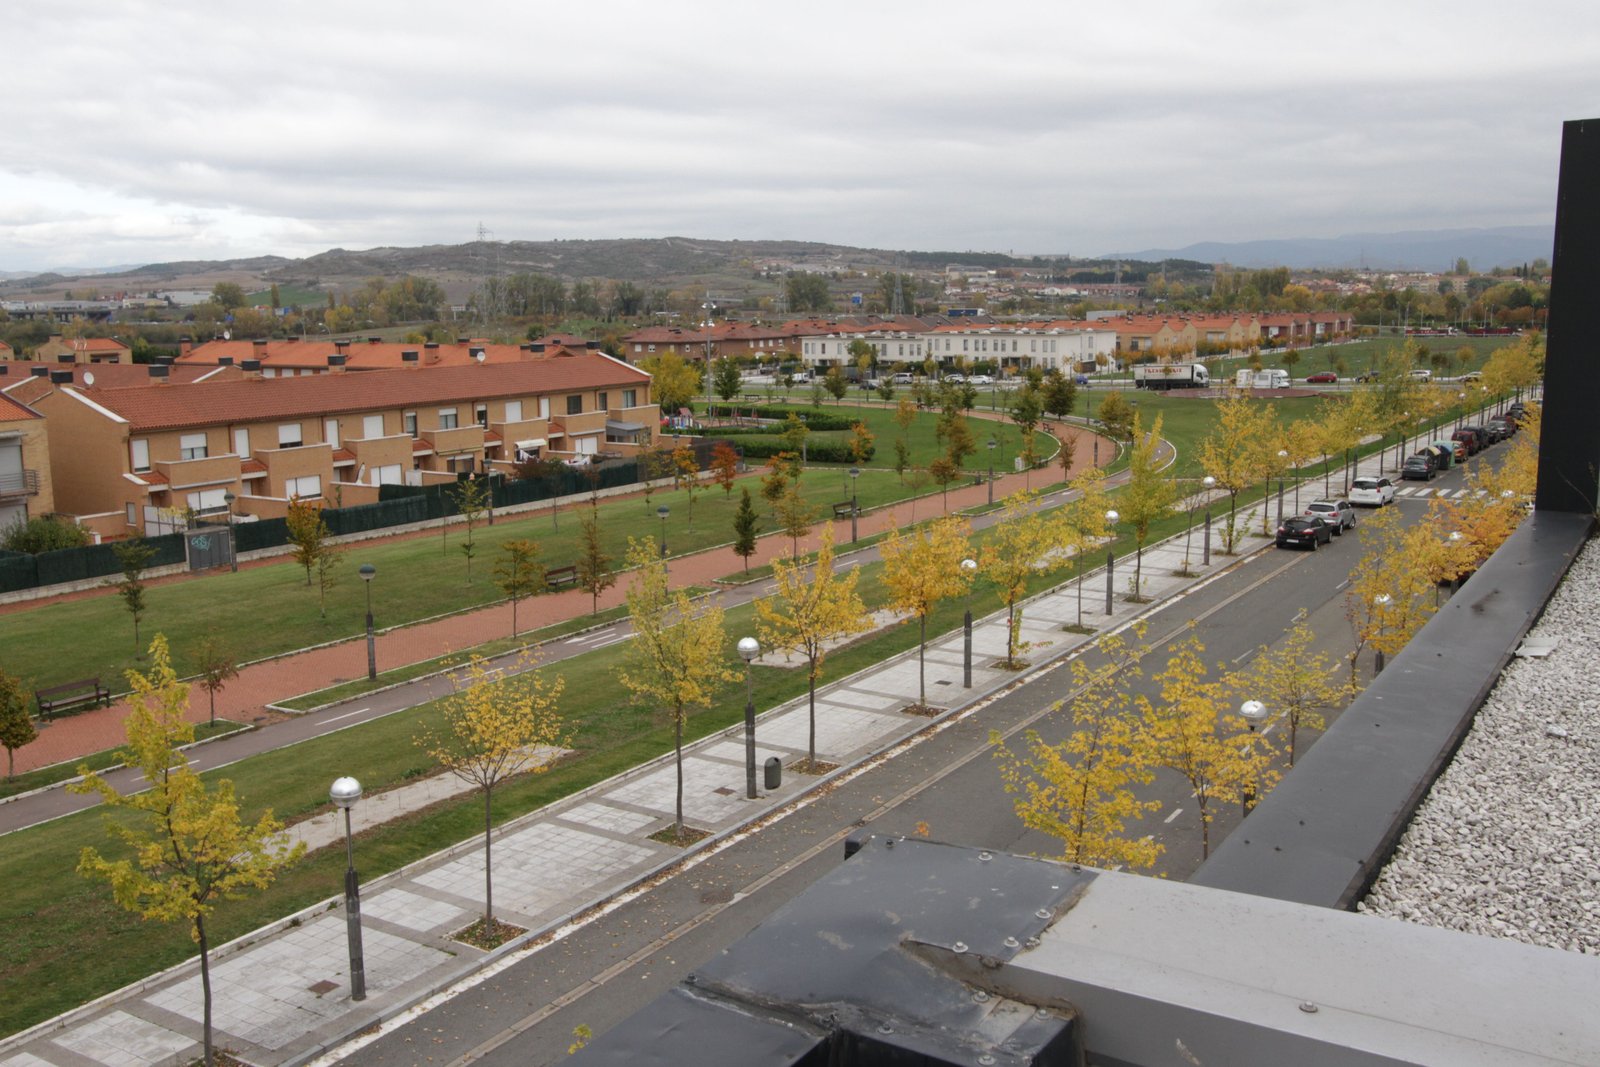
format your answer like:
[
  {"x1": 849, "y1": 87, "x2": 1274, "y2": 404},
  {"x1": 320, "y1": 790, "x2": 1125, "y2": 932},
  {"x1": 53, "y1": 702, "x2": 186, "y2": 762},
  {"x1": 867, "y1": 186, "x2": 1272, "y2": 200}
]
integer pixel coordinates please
[{"x1": 1305, "y1": 371, "x2": 1338, "y2": 383}]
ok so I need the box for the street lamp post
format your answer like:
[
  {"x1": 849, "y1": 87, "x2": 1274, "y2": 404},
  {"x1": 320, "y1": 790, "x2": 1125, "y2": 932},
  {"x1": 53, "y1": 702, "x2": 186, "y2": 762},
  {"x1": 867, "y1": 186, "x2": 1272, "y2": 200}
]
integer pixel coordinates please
[
  {"x1": 737, "y1": 637, "x2": 760, "y2": 799},
  {"x1": 657, "y1": 504, "x2": 669, "y2": 561},
  {"x1": 1373, "y1": 593, "x2": 1392, "y2": 675},
  {"x1": 961, "y1": 558, "x2": 977, "y2": 687},
  {"x1": 1240, "y1": 699, "x2": 1268, "y2": 815},
  {"x1": 1184, "y1": 475, "x2": 1216, "y2": 575},
  {"x1": 359, "y1": 564, "x2": 377, "y2": 682},
  {"x1": 329, "y1": 777, "x2": 367, "y2": 1001},
  {"x1": 1104, "y1": 509, "x2": 1119, "y2": 614},
  {"x1": 223, "y1": 490, "x2": 238, "y2": 573},
  {"x1": 702, "y1": 299, "x2": 717, "y2": 415},
  {"x1": 987, "y1": 438, "x2": 997, "y2": 505},
  {"x1": 1456, "y1": 392, "x2": 1467, "y2": 432},
  {"x1": 849, "y1": 466, "x2": 860, "y2": 543}
]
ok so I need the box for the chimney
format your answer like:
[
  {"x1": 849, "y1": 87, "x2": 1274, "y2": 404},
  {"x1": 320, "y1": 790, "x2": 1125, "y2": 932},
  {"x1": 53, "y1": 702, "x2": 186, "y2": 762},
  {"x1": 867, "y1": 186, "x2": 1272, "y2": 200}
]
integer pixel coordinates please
[
  {"x1": 218, "y1": 356, "x2": 234, "y2": 366},
  {"x1": 334, "y1": 340, "x2": 351, "y2": 355},
  {"x1": 530, "y1": 342, "x2": 546, "y2": 354},
  {"x1": 30, "y1": 366, "x2": 49, "y2": 377},
  {"x1": 456, "y1": 336, "x2": 471, "y2": 344},
  {"x1": 57, "y1": 354, "x2": 76, "y2": 364},
  {"x1": 469, "y1": 346, "x2": 485, "y2": 363},
  {"x1": 402, "y1": 350, "x2": 420, "y2": 368},
  {"x1": 242, "y1": 359, "x2": 262, "y2": 379},
  {"x1": 424, "y1": 342, "x2": 441, "y2": 350},
  {"x1": 148, "y1": 365, "x2": 170, "y2": 383},
  {"x1": 156, "y1": 355, "x2": 175, "y2": 365},
  {"x1": 585, "y1": 340, "x2": 601, "y2": 350},
  {"x1": 252, "y1": 339, "x2": 268, "y2": 353},
  {"x1": 328, "y1": 354, "x2": 347, "y2": 372},
  {"x1": 179, "y1": 336, "x2": 193, "y2": 358},
  {"x1": 50, "y1": 369, "x2": 73, "y2": 384},
  {"x1": 368, "y1": 336, "x2": 381, "y2": 344}
]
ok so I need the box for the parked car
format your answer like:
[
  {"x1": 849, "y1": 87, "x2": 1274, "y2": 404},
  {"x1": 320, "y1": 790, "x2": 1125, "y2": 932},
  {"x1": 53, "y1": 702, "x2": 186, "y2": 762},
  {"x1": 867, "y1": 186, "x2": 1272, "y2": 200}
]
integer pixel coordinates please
[
  {"x1": 1408, "y1": 368, "x2": 1433, "y2": 382},
  {"x1": 1439, "y1": 438, "x2": 1468, "y2": 462},
  {"x1": 1402, "y1": 453, "x2": 1438, "y2": 481},
  {"x1": 1074, "y1": 373, "x2": 1090, "y2": 386},
  {"x1": 1355, "y1": 371, "x2": 1379, "y2": 383},
  {"x1": 1349, "y1": 477, "x2": 1397, "y2": 507},
  {"x1": 1304, "y1": 499, "x2": 1356, "y2": 533},
  {"x1": 1507, "y1": 401, "x2": 1527, "y2": 420},
  {"x1": 1486, "y1": 416, "x2": 1515, "y2": 441},
  {"x1": 1459, "y1": 370, "x2": 1483, "y2": 382},
  {"x1": 1276, "y1": 516, "x2": 1333, "y2": 550},
  {"x1": 892, "y1": 372, "x2": 915, "y2": 385},
  {"x1": 1452, "y1": 427, "x2": 1484, "y2": 455},
  {"x1": 968, "y1": 373, "x2": 994, "y2": 385},
  {"x1": 1305, "y1": 371, "x2": 1338, "y2": 383},
  {"x1": 944, "y1": 373, "x2": 965, "y2": 384}
]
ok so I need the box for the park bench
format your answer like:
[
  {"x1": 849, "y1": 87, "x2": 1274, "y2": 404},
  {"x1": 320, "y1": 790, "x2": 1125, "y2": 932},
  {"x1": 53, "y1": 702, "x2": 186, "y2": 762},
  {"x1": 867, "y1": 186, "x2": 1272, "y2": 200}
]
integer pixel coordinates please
[
  {"x1": 832, "y1": 501, "x2": 859, "y2": 520},
  {"x1": 34, "y1": 677, "x2": 111, "y2": 720},
  {"x1": 546, "y1": 565, "x2": 578, "y2": 591}
]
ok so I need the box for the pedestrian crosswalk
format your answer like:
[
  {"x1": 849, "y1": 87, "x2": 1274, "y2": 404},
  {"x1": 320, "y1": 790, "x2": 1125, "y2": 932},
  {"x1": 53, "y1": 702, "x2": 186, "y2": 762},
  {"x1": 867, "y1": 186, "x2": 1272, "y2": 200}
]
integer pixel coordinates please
[{"x1": 1393, "y1": 486, "x2": 1489, "y2": 499}]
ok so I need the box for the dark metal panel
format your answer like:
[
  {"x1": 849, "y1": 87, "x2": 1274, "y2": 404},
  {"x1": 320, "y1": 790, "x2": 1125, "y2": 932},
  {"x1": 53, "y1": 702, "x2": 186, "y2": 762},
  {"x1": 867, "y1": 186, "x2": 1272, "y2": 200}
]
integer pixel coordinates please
[
  {"x1": 1537, "y1": 117, "x2": 1600, "y2": 514},
  {"x1": 1193, "y1": 509, "x2": 1592, "y2": 908}
]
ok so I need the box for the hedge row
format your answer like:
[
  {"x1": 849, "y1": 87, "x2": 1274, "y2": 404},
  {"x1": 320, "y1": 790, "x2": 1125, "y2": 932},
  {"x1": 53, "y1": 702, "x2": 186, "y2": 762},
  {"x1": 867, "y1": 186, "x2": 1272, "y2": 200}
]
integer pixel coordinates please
[
  {"x1": 706, "y1": 405, "x2": 858, "y2": 431},
  {"x1": 735, "y1": 437, "x2": 875, "y2": 464}
]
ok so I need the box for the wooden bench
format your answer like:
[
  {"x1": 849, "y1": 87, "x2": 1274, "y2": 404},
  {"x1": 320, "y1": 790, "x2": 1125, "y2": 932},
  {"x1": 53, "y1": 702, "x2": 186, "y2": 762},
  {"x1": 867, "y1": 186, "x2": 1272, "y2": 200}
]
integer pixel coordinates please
[
  {"x1": 35, "y1": 677, "x2": 111, "y2": 720},
  {"x1": 546, "y1": 565, "x2": 578, "y2": 591},
  {"x1": 832, "y1": 501, "x2": 859, "y2": 520}
]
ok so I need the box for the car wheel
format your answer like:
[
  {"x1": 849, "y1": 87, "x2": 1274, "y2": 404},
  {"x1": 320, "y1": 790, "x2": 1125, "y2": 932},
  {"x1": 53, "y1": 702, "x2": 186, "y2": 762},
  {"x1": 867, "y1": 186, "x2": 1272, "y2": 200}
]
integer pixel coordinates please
[{"x1": 1310, "y1": 537, "x2": 1318, "y2": 551}]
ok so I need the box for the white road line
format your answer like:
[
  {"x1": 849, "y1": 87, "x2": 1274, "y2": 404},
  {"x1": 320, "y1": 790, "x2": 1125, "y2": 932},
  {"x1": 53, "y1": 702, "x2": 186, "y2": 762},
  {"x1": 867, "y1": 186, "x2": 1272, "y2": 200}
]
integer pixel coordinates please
[
  {"x1": 320, "y1": 707, "x2": 371, "y2": 726},
  {"x1": 587, "y1": 633, "x2": 632, "y2": 649},
  {"x1": 1164, "y1": 808, "x2": 1184, "y2": 824},
  {"x1": 1231, "y1": 647, "x2": 1257, "y2": 665}
]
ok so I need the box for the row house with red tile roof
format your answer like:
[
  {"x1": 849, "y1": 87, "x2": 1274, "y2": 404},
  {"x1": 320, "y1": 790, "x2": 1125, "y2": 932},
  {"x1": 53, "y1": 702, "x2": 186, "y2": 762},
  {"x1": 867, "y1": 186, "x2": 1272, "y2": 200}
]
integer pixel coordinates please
[
  {"x1": 29, "y1": 335, "x2": 133, "y2": 364},
  {"x1": 175, "y1": 336, "x2": 612, "y2": 375},
  {"x1": 622, "y1": 322, "x2": 794, "y2": 362},
  {"x1": 23, "y1": 350, "x2": 658, "y2": 537},
  {"x1": 0, "y1": 392, "x2": 55, "y2": 532}
]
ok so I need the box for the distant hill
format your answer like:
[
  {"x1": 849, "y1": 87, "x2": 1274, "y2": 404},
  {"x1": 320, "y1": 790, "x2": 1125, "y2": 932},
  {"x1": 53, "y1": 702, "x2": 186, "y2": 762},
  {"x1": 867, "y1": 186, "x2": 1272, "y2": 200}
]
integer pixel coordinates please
[{"x1": 1104, "y1": 226, "x2": 1553, "y2": 272}]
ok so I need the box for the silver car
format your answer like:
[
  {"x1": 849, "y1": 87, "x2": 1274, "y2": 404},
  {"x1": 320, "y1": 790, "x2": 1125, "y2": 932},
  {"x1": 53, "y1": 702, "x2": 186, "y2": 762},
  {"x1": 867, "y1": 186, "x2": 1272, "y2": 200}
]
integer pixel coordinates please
[{"x1": 1305, "y1": 499, "x2": 1356, "y2": 533}]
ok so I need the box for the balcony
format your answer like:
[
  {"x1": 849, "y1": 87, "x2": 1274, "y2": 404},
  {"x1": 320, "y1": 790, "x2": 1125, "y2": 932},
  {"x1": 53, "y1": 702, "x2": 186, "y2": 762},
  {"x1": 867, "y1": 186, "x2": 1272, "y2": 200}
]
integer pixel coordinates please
[
  {"x1": 153, "y1": 453, "x2": 242, "y2": 491},
  {"x1": 422, "y1": 424, "x2": 485, "y2": 458},
  {"x1": 0, "y1": 468, "x2": 40, "y2": 498},
  {"x1": 550, "y1": 409, "x2": 610, "y2": 441}
]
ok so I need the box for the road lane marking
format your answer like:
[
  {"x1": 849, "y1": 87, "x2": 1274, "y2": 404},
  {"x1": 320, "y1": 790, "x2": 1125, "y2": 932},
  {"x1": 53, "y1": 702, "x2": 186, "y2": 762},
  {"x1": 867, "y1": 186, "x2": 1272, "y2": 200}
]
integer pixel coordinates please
[
  {"x1": 1164, "y1": 808, "x2": 1184, "y2": 824},
  {"x1": 319, "y1": 707, "x2": 371, "y2": 726}
]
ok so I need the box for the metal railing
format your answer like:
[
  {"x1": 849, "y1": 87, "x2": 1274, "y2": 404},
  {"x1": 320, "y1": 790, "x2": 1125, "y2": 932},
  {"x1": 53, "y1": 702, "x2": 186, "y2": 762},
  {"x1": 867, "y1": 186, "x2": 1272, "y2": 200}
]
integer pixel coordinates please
[{"x1": 0, "y1": 469, "x2": 40, "y2": 497}]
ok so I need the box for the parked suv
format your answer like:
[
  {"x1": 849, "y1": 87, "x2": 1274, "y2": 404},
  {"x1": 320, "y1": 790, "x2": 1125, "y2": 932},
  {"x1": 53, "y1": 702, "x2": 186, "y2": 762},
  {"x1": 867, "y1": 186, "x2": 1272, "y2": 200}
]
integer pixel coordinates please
[
  {"x1": 1349, "y1": 477, "x2": 1397, "y2": 507},
  {"x1": 1486, "y1": 416, "x2": 1515, "y2": 441},
  {"x1": 1452, "y1": 427, "x2": 1484, "y2": 455},
  {"x1": 1304, "y1": 499, "x2": 1356, "y2": 533},
  {"x1": 1402, "y1": 453, "x2": 1437, "y2": 481}
]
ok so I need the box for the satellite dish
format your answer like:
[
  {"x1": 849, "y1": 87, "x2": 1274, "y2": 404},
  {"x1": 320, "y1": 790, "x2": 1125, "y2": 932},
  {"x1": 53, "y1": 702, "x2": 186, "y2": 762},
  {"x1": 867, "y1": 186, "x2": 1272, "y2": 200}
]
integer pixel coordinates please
[
  {"x1": 82, "y1": 371, "x2": 95, "y2": 387},
  {"x1": 475, "y1": 350, "x2": 486, "y2": 363}
]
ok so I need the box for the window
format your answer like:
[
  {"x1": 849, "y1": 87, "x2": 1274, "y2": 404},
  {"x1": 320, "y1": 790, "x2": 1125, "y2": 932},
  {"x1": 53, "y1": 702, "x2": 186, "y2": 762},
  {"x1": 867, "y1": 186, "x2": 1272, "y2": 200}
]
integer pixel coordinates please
[
  {"x1": 285, "y1": 474, "x2": 322, "y2": 499},
  {"x1": 566, "y1": 395, "x2": 583, "y2": 415},
  {"x1": 503, "y1": 400, "x2": 522, "y2": 423},
  {"x1": 179, "y1": 433, "x2": 208, "y2": 461},
  {"x1": 234, "y1": 428, "x2": 249, "y2": 458},
  {"x1": 438, "y1": 408, "x2": 458, "y2": 430},
  {"x1": 597, "y1": 392, "x2": 608, "y2": 411},
  {"x1": 538, "y1": 397, "x2": 550, "y2": 420},
  {"x1": 404, "y1": 411, "x2": 418, "y2": 438},
  {"x1": 130, "y1": 438, "x2": 151, "y2": 472},
  {"x1": 475, "y1": 404, "x2": 488, "y2": 429},
  {"x1": 324, "y1": 419, "x2": 339, "y2": 447},
  {"x1": 277, "y1": 423, "x2": 302, "y2": 448},
  {"x1": 622, "y1": 389, "x2": 637, "y2": 408},
  {"x1": 371, "y1": 464, "x2": 403, "y2": 486},
  {"x1": 362, "y1": 414, "x2": 385, "y2": 439},
  {"x1": 187, "y1": 488, "x2": 229, "y2": 515}
]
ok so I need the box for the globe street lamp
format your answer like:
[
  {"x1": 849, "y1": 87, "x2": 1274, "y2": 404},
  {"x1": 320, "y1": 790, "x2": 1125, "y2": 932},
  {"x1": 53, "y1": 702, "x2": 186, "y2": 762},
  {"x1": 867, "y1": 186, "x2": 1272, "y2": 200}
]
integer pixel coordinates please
[
  {"x1": 1239, "y1": 700, "x2": 1268, "y2": 815},
  {"x1": 1276, "y1": 449, "x2": 1289, "y2": 527},
  {"x1": 359, "y1": 564, "x2": 377, "y2": 681},
  {"x1": 1456, "y1": 391, "x2": 1467, "y2": 432},
  {"x1": 1373, "y1": 593, "x2": 1392, "y2": 674},
  {"x1": 657, "y1": 504, "x2": 670, "y2": 562},
  {"x1": 329, "y1": 776, "x2": 367, "y2": 1001},
  {"x1": 960, "y1": 557, "x2": 977, "y2": 687},
  {"x1": 737, "y1": 637, "x2": 760, "y2": 799},
  {"x1": 1201, "y1": 475, "x2": 1217, "y2": 567},
  {"x1": 222, "y1": 490, "x2": 238, "y2": 573},
  {"x1": 1104, "y1": 509, "x2": 1119, "y2": 615},
  {"x1": 849, "y1": 466, "x2": 861, "y2": 543},
  {"x1": 987, "y1": 438, "x2": 997, "y2": 505}
]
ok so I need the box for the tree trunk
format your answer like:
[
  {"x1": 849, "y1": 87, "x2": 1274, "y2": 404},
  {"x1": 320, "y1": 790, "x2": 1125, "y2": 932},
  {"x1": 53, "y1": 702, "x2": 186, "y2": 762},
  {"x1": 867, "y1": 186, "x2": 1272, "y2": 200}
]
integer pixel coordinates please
[
  {"x1": 483, "y1": 788, "x2": 494, "y2": 925},
  {"x1": 208, "y1": 688, "x2": 216, "y2": 727},
  {"x1": 674, "y1": 710, "x2": 684, "y2": 832},
  {"x1": 807, "y1": 669, "x2": 817, "y2": 766},
  {"x1": 196, "y1": 912, "x2": 214, "y2": 1067},
  {"x1": 918, "y1": 614, "x2": 927, "y2": 707},
  {"x1": 512, "y1": 598, "x2": 519, "y2": 638}
]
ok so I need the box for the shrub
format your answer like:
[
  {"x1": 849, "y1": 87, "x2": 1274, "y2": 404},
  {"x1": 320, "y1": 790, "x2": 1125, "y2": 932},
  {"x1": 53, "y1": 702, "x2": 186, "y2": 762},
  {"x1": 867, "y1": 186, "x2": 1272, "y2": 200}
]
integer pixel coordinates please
[
  {"x1": 706, "y1": 405, "x2": 856, "y2": 431},
  {"x1": 735, "y1": 437, "x2": 875, "y2": 463},
  {"x1": 2, "y1": 516, "x2": 90, "y2": 554}
]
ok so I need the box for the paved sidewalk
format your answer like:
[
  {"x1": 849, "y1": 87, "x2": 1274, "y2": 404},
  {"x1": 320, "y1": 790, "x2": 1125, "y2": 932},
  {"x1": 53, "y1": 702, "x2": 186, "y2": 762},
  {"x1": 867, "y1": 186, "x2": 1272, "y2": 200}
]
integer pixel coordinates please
[{"x1": 0, "y1": 487, "x2": 1285, "y2": 1067}]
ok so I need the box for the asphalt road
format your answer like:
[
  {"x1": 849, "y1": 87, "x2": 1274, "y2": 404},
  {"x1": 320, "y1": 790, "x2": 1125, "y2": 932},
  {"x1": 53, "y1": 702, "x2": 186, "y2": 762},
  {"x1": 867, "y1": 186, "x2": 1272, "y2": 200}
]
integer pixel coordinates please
[{"x1": 330, "y1": 466, "x2": 1465, "y2": 1067}]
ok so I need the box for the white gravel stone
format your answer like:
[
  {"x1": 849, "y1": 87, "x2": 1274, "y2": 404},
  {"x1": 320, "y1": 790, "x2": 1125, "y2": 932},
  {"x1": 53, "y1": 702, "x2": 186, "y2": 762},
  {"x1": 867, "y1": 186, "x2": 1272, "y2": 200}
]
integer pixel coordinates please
[{"x1": 1358, "y1": 535, "x2": 1600, "y2": 955}]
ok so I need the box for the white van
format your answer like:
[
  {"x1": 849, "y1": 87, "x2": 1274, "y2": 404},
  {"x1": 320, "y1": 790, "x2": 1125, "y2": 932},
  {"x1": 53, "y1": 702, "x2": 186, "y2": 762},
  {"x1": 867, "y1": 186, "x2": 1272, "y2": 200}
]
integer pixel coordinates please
[{"x1": 1408, "y1": 368, "x2": 1432, "y2": 382}]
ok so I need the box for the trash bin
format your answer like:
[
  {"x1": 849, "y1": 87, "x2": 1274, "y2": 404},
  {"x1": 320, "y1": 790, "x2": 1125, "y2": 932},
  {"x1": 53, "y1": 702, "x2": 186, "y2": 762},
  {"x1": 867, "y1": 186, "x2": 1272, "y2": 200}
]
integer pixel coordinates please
[{"x1": 764, "y1": 756, "x2": 782, "y2": 790}]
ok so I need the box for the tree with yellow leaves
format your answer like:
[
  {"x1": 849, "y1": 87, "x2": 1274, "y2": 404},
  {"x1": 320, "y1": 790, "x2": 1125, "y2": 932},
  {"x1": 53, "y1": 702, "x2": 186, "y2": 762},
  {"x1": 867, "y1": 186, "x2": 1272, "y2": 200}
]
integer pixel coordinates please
[
  {"x1": 417, "y1": 652, "x2": 565, "y2": 932},
  {"x1": 1344, "y1": 506, "x2": 1434, "y2": 682},
  {"x1": 1060, "y1": 465, "x2": 1112, "y2": 630},
  {"x1": 1197, "y1": 394, "x2": 1275, "y2": 553},
  {"x1": 71, "y1": 636, "x2": 304, "y2": 1067},
  {"x1": 1140, "y1": 633, "x2": 1277, "y2": 859},
  {"x1": 991, "y1": 630, "x2": 1161, "y2": 869},
  {"x1": 1118, "y1": 413, "x2": 1177, "y2": 597},
  {"x1": 879, "y1": 515, "x2": 973, "y2": 709},
  {"x1": 756, "y1": 525, "x2": 871, "y2": 769},
  {"x1": 1228, "y1": 612, "x2": 1348, "y2": 766},
  {"x1": 977, "y1": 490, "x2": 1064, "y2": 667},
  {"x1": 619, "y1": 539, "x2": 737, "y2": 836}
]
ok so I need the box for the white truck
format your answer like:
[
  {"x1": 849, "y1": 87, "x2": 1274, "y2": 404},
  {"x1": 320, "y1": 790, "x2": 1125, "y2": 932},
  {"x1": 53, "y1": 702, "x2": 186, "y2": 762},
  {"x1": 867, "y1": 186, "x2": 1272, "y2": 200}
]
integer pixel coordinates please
[
  {"x1": 1235, "y1": 368, "x2": 1290, "y2": 389},
  {"x1": 1132, "y1": 363, "x2": 1210, "y2": 390}
]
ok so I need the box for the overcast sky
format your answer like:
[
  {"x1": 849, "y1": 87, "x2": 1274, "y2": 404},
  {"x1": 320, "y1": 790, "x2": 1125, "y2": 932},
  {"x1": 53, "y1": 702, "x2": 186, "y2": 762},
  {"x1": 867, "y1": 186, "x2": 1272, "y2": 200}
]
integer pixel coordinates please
[{"x1": 2, "y1": 1, "x2": 1595, "y2": 272}]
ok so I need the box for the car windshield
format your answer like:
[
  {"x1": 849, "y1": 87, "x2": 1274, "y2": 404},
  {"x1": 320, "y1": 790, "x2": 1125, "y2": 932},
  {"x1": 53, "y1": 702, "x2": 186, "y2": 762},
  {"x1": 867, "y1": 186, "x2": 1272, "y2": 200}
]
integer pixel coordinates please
[{"x1": 1353, "y1": 480, "x2": 1377, "y2": 489}]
